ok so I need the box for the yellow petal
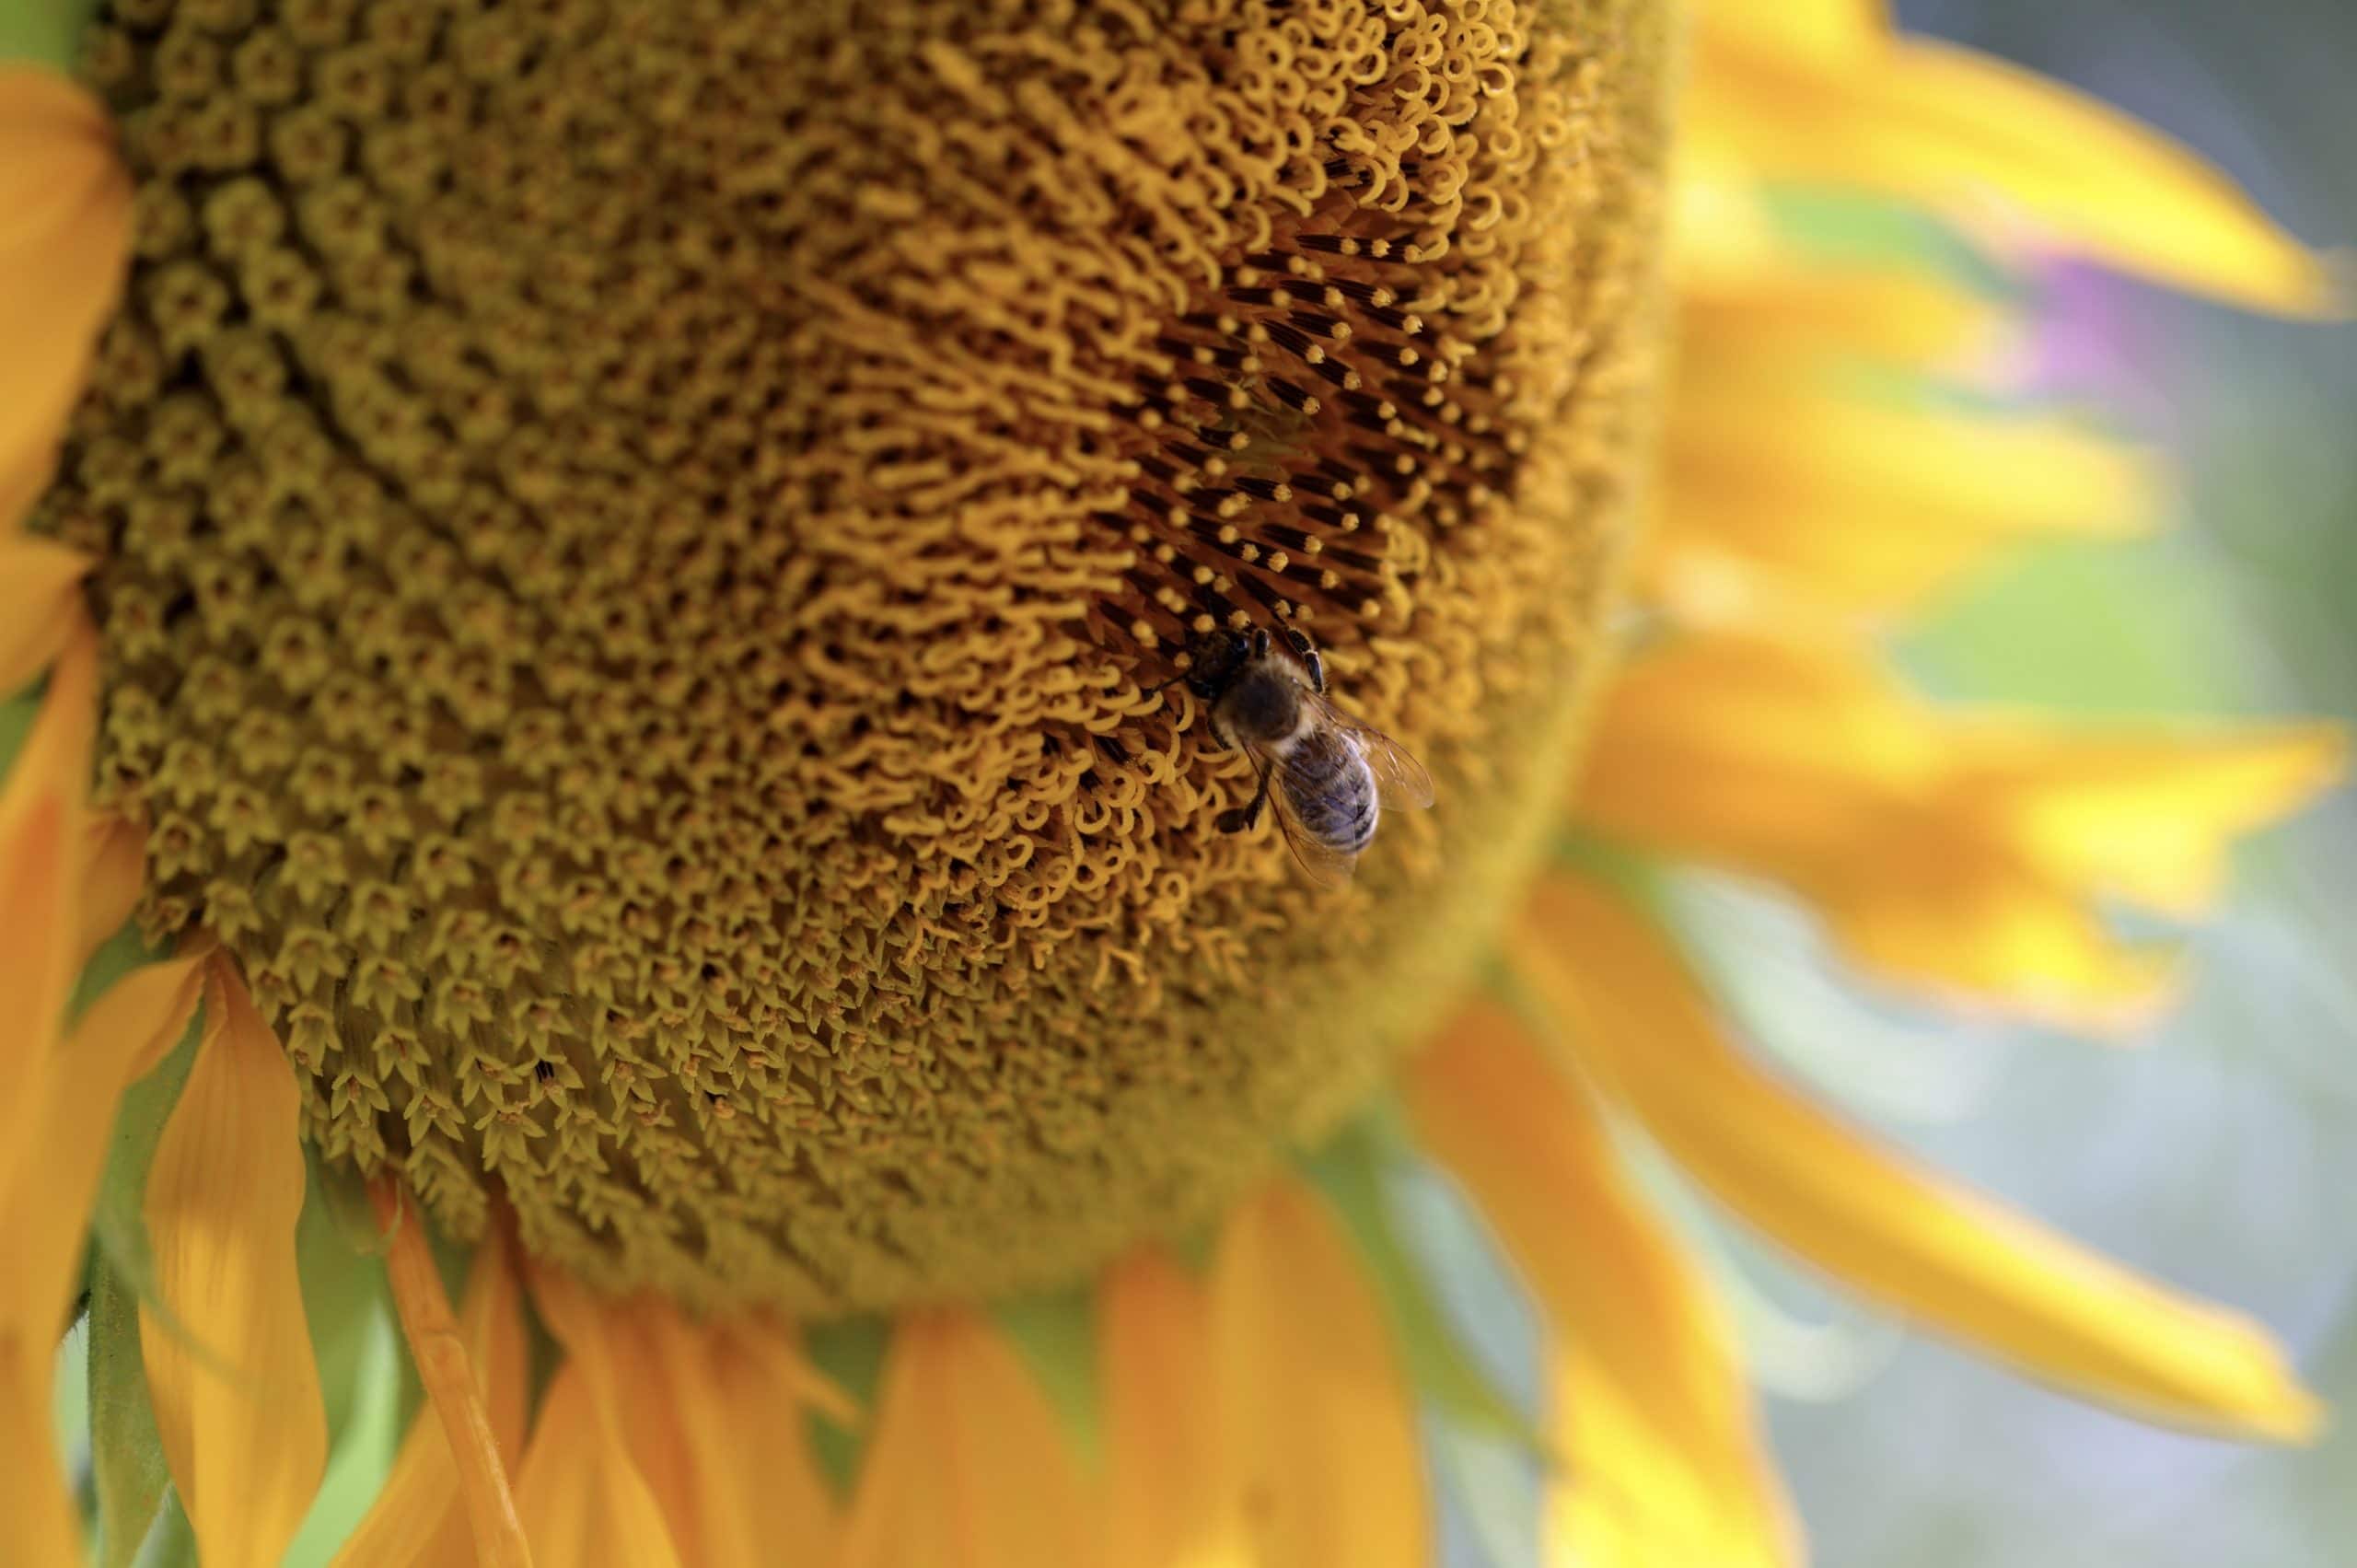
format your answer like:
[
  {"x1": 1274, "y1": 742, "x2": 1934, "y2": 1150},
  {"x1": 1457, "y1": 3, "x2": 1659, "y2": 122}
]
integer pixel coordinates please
[
  {"x1": 1655, "y1": 377, "x2": 2154, "y2": 621},
  {"x1": 332, "y1": 1186, "x2": 530, "y2": 1568},
  {"x1": 1513, "y1": 875, "x2": 2325, "y2": 1440},
  {"x1": 0, "y1": 1337, "x2": 83, "y2": 1568},
  {"x1": 1209, "y1": 1181, "x2": 1429, "y2": 1568},
  {"x1": 4, "y1": 954, "x2": 205, "y2": 1339},
  {"x1": 708, "y1": 1318, "x2": 843, "y2": 1561},
  {"x1": 1967, "y1": 723, "x2": 2346, "y2": 918},
  {"x1": 0, "y1": 617, "x2": 97, "y2": 1178},
  {"x1": 0, "y1": 68, "x2": 132, "y2": 528},
  {"x1": 517, "y1": 1271, "x2": 683, "y2": 1568},
  {"x1": 636, "y1": 1305, "x2": 837, "y2": 1568},
  {"x1": 839, "y1": 1308, "x2": 1092, "y2": 1568},
  {"x1": 0, "y1": 534, "x2": 88, "y2": 694},
  {"x1": 1404, "y1": 1003, "x2": 1798, "y2": 1567},
  {"x1": 511, "y1": 1365, "x2": 681, "y2": 1568},
  {"x1": 76, "y1": 810, "x2": 146, "y2": 964},
  {"x1": 1100, "y1": 1249, "x2": 1238, "y2": 1568},
  {"x1": 1690, "y1": 29, "x2": 2338, "y2": 314},
  {"x1": 1678, "y1": 264, "x2": 2003, "y2": 371},
  {"x1": 333, "y1": 1237, "x2": 533, "y2": 1568},
  {"x1": 142, "y1": 961, "x2": 329, "y2": 1568},
  {"x1": 1701, "y1": 0, "x2": 1885, "y2": 62}
]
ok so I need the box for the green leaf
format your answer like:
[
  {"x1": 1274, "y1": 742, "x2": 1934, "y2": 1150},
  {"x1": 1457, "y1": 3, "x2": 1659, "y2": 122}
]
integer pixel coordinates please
[
  {"x1": 87, "y1": 1256, "x2": 169, "y2": 1568},
  {"x1": 1299, "y1": 1117, "x2": 1553, "y2": 1460},
  {"x1": 0, "y1": 0, "x2": 96, "y2": 75},
  {"x1": 993, "y1": 1287, "x2": 1102, "y2": 1465}
]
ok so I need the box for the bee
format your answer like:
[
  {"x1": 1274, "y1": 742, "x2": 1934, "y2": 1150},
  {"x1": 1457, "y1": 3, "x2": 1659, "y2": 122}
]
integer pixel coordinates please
[{"x1": 1173, "y1": 623, "x2": 1434, "y2": 885}]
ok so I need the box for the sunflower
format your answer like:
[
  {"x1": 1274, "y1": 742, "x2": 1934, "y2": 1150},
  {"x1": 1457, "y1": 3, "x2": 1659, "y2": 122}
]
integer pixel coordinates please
[{"x1": 3, "y1": 0, "x2": 2341, "y2": 1563}]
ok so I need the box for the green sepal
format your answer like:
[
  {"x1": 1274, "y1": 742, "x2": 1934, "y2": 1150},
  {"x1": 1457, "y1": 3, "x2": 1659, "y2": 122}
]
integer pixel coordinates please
[
  {"x1": 0, "y1": 0, "x2": 97, "y2": 75},
  {"x1": 130, "y1": 1489, "x2": 196, "y2": 1568},
  {"x1": 993, "y1": 1286, "x2": 1103, "y2": 1466},
  {"x1": 1299, "y1": 1115, "x2": 1553, "y2": 1461},
  {"x1": 86, "y1": 1256, "x2": 169, "y2": 1568},
  {"x1": 801, "y1": 1316, "x2": 890, "y2": 1496}
]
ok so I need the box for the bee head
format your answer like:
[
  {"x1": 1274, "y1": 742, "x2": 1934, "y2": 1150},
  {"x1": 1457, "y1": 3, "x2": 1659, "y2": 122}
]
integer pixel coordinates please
[{"x1": 1180, "y1": 628, "x2": 1253, "y2": 699}]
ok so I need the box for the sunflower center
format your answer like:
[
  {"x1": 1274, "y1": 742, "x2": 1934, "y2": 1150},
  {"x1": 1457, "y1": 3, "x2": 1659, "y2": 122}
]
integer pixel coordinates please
[{"x1": 42, "y1": 0, "x2": 1669, "y2": 1313}]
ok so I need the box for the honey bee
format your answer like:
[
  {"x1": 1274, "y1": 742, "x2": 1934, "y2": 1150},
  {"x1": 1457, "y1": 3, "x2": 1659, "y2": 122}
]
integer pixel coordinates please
[{"x1": 1174, "y1": 624, "x2": 1434, "y2": 885}]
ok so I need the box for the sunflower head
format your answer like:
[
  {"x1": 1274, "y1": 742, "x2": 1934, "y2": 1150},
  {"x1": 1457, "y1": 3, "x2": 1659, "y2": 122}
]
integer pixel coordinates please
[{"x1": 35, "y1": 0, "x2": 1674, "y2": 1313}]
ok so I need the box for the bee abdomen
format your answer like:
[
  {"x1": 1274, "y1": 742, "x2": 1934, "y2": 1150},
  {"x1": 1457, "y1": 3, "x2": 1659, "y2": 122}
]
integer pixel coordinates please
[{"x1": 1282, "y1": 734, "x2": 1379, "y2": 854}]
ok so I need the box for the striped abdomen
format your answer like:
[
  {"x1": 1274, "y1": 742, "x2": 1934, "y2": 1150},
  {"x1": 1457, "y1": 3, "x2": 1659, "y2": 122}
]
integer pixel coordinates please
[{"x1": 1280, "y1": 727, "x2": 1379, "y2": 855}]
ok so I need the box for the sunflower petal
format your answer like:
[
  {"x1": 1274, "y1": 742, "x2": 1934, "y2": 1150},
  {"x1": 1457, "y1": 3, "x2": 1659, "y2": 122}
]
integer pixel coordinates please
[
  {"x1": 332, "y1": 1186, "x2": 530, "y2": 1568},
  {"x1": 708, "y1": 1318, "x2": 842, "y2": 1561},
  {"x1": 1209, "y1": 1181, "x2": 1430, "y2": 1568},
  {"x1": 511, "y1": 1364, "x2": 680, "y2": 1568},
  {"x1": 1100, "y1": 1250, "x2": 1237, "y2": 1568},
  {"x1": 0, "y1": 1337, "x2": 82, "y2": 1568},
  {"x1": 0, "y1": 534, "x2": 88, "y2": 694},
  {"x1": 839, "y1": 1309, "x2": 1092, "y2": 1568},
  {"x1": 516, "y1": 1271, "x2": 683, "y2": 1568},
  {"x1": 1404, "y1": 1002, "x2": 1798, "y2": 1567},
  {"x1": 141, "y1": 962, "x2": 328, "y2": 1568},
  {"x1": 1691, "y1": 29, "x2": 2338, "y2": 314},
  {"x1": 0, "y1": 67, "x2": 132, "y2": 528},
  {"x1": 77, "y1": 809, "x2": 147, "y2": 963},
  {"x1": 1514, "y1": 875, "x2": 2324, "y2": 1440}
]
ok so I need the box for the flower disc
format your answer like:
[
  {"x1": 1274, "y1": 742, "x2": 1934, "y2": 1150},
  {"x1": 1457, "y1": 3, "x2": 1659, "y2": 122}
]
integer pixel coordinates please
[{"x1": 41, "y1": 0, "x2": 1672, "y2": 1311}]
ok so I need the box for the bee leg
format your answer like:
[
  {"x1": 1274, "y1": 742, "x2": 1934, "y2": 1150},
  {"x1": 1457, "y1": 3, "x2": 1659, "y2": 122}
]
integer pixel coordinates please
[
  {"x1": 1282, "y1": 626, "x2": 1326, "y2": 693},
  {"x1": 1215, "y1": 757, "x2": 1274, "y2": 833}
]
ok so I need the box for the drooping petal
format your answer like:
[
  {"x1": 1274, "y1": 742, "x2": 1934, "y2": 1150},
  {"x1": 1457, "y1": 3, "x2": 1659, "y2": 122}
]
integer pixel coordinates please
[
  {"x1": 1100, "y1": 1249, "x2": 1237, "y2": 1568},
  {"x1": 1208, "y1": 1181, "x2": 1430, "y2": 1568},
  {"x1": 635, "y1": 1304, "x2": 839, "y2": 1568},
  {"x1": 141, "y1": 960, "x2": 329, "y2": 1568},
  {"x1": 331, "y1": 1184, "x2": 530, "y2": 1568},
  {"x1": 510, "y1": 1365, "x2": 680, "y2": 1568},
  {"x1": 707, "y1": 1318, "x2": 844, "y2": 1561},
  {"x1": 76, "y1": 810, "x2": 147, "y2": 963},
  {"x1": 0, "y1": 534, "x2": 88, "y2": 693},
  {"x1": 1513, "y1": 875, "x2": 2324, "y2": 1440},
  {"x1": 838, "y1": 1308, "x2": 1091, "y2": 1568},
  {"x1": 1689, "y1": 28, "x2": 2336, "y2": 314},
  {"x1": 0, "y1": 67, "x2": 133, "y2": 528},
  {"x1": 1404, "y1": 1002, "x2": 1798, "y2": 1568},
  {"x1": 517, "y1": 1270, "x2": 683, "y2": 1568}
]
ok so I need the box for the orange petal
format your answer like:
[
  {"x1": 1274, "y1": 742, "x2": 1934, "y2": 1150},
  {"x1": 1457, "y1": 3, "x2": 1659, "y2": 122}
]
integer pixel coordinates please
[
  {"x1": 1100, "y1": 1249, "x2": 1230, "y2": 1568},
  {"x1": 839, "y1": 1308, "x2": 1092, "y2": 1568},
  {"x1": 0, "y1": 534, "x2": 89, "y2": 694},
  {"x1": 1209, "y1": 1182, "x2": 1429, "y2": 1568},
  {"x1": 517, "y1": 1271, "x2": 682, "y2": 1568},
  {"x1": 332, "y1": 1231, "x2": 533, "y2": 1568},
  {"x1": 141, "y1": 961, "x2": 328, "y2": 1568},
  {"x1": 0, "y1": 68, "x2": 132, "y2": 528},
  {"x1": 1514, "y1": 875, "x2": 2324, "y2": 1440},
  {"x1": 76, "y1": 810, "x2": 147, "y2": 964},
  {"x1": 708, "y1": 1318, "x2": 843, "y2": 1560},
  {"x1": 0, "y1": 1337, "x2": 83, "y2": 1568},
  {"x1": 1404, "y1": 1003, "x2": 1798, "y2": 1566}
]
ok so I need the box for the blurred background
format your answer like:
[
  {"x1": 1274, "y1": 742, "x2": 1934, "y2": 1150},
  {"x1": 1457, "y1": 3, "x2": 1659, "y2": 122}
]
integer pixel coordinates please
[{"x1": 1721, "y1": 2, "x2": 2357, "y2": 1563}]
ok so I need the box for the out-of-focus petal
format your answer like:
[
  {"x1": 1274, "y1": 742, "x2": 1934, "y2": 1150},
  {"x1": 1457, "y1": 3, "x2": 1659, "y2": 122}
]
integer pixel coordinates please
[
  {"x1": 141, "y1": 961, "x2": 328, "y2": 1568},
  {"x1": 1514, "y1": 875, "x2": 2326, "y2": 1441},
  {"x1": 0, "y1": 534, "x2": 88, "y2": 693},
  {"x1": 0, "y1": 68, "x2": 132, "y2": 528},
  {"x1": 1689, "y1": 29, "x2": 2337, "y2": 314},
  {"x1": 839, "y1": 1308, "x2": 1091, "y2": 1568},
  {"x1": 1209, "y1": 1182, "x2": 1429, "y2": 1568},
  {"x1": 1405, "y1": 1003, "x2": 1797, "y2": 1567},
  {"x1": 708, "y1": 1318, "x2": 843, "y2": 1561},
  {"x1": 518, "y1": 1271, "x2": 682, "y2": 1568},
  {"x1": 1101, "y1": 1249, "x2": 1237, "y2": 1568}
]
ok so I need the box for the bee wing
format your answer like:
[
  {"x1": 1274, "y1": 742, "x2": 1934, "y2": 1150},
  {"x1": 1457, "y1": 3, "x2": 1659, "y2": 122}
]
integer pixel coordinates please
[{"x1": 1314, "y1": 696, "x2": 1435, "y2": 812}]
